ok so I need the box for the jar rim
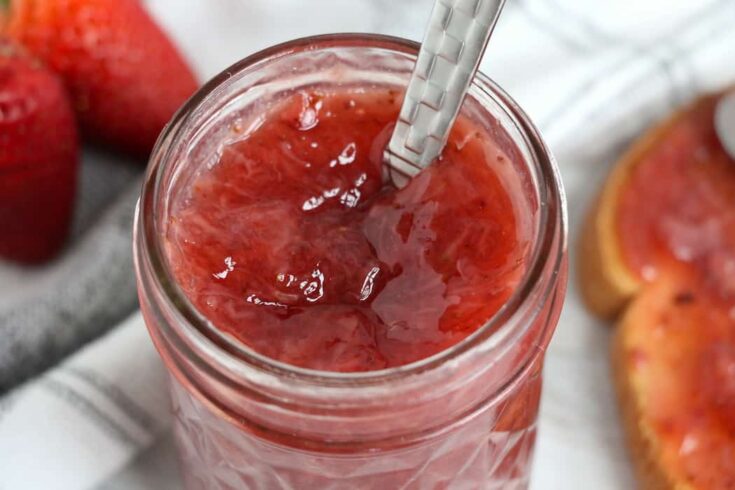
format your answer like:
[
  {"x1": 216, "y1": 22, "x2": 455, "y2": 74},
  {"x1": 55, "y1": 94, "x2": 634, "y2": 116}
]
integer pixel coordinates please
[{"x1": 137, "y1": 33, "x2": 568, "y2": 389}]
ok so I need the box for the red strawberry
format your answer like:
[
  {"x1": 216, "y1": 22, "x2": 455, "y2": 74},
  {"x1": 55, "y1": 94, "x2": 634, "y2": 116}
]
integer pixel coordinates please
[
  {"x1": 0, "y1": 39, "x2": 78, "y2": 263},
  {"x1": 1, "y1": 0, "x2": 199, "y2": 157}
]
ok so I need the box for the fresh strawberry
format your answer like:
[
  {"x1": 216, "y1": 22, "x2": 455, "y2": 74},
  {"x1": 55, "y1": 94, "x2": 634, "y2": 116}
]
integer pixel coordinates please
[
  {"x1": 0, "y1": 39, "x2": 78, "y2": 263},
  {"x1": 1, "y1": 0, "x2": 198, "y2": 157}
]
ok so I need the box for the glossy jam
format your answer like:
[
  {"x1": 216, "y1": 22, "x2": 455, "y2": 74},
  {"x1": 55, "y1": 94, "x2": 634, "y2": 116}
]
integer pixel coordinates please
[
  {"x1": 617, "y1": 95, "x2": 735, "y2": 298},
  {"x1": 165, "y1": 88, "x2": 531, "y2": 372},
  {"x1": 616, "y1": 95, "x2": 735, "y2": 486}
]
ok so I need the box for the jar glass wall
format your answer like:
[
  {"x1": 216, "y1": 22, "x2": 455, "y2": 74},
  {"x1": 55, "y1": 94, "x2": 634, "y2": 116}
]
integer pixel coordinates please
[{"x1": 133, "y1": 34, "x2": 568, "y2": 490}]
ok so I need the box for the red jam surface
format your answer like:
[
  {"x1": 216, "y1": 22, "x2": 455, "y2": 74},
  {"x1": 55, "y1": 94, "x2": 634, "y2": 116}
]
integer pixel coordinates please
[
  {"x1": 617, "y1": 95, "x2": 735, "y2": 298},
  {"x1": 166, "y1": 88, "x2": 532, "y2": 372},
  {"x1": 616, "y1": 95, "x2": 735, "y2": 483}
]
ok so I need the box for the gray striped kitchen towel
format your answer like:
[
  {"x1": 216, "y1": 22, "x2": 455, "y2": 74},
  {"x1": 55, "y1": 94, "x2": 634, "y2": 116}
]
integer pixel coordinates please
[
  {"x1": 0, "y1": 313, "x2": 170, "y2": 490},
  {"x1": 0, "y1": 150, "x2": 142, "y2": 393}
]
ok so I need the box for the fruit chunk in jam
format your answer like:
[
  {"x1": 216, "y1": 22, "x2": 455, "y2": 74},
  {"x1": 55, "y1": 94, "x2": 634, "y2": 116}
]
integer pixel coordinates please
[{"x1": 166, "y1": 88, "x2": 531, "y2": 372}]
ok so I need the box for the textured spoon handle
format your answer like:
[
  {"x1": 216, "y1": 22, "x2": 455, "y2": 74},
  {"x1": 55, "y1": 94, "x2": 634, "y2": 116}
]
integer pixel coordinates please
[{"x1": 386, "y1": 0, "x2": 506, "y2": 184}]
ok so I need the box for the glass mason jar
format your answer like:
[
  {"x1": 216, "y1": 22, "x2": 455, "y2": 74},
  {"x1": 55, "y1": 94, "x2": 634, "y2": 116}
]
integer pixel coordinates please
[{"x1": 133, "y1": 34, "x2": 567, "y2": 489}]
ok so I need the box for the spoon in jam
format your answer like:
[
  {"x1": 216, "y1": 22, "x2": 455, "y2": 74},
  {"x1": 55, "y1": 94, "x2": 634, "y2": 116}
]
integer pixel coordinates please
[
  {"x1": 715, "y1": 91, "x2": 735, "y2": 159},
  {"x1": 384, "y1": 0, "x2": 506, "y2": 187}
]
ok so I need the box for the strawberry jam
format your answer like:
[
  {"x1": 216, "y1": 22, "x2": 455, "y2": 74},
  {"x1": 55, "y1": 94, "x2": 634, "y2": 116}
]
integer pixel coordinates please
[
  {"x1": 617, "y1": 95, "x2": 735, "y2": 298},
  {"x1": 165, "y1": 88, "x2": 531, "y2": 372},
  {"x1": 616, "y1": 94, "x2": 735, "y2": 486}
]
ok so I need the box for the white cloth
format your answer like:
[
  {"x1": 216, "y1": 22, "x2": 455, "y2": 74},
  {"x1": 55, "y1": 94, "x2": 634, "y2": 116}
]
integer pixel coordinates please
[
  {"x1": 0, "y1": 314, "x2": 169, "y2": 490},
  {"x1": 2, "y1": 0, "x2": 734, "y2": 489}
]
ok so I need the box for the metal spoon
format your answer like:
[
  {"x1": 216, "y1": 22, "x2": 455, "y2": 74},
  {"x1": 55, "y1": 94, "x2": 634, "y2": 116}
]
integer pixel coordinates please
[
  {"x1": 384, "y1": 0, "x2": 506, "y2": 187},
  {"x1": 715, "y1": 91, "x2": 735, "y2": 159}
]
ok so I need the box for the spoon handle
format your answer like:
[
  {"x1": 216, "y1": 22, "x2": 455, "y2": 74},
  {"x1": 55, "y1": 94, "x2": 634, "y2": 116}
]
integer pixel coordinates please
[
  {"x1": 385, "y1": 0, "x2": 506, "y2": 185},
  {"x1": 715, "y1": 91, "x2": 735, "y2": 159}
]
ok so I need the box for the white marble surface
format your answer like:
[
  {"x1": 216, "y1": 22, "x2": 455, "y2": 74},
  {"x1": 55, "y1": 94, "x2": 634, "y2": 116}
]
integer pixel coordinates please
[{"x1": 101, "y1": 0, "x2": 735, "y2": 488}]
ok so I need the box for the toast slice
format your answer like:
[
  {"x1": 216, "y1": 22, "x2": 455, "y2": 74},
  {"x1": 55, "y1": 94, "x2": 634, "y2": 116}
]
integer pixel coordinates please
[
  {"x1": 580, "y1": 92, "x2": 735, "y2": 489},
  {"x1": 578, "y1": 97, "x2": 717, "y2": 319},
  {"x1": 614, "y1": 266, "x2": 735, "y2": 489}
]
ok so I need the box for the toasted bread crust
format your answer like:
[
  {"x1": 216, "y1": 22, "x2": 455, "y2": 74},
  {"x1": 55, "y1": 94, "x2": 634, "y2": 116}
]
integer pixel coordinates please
[{"x1": 578, "y1": 107, "x2": 691, "y2": 319}]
